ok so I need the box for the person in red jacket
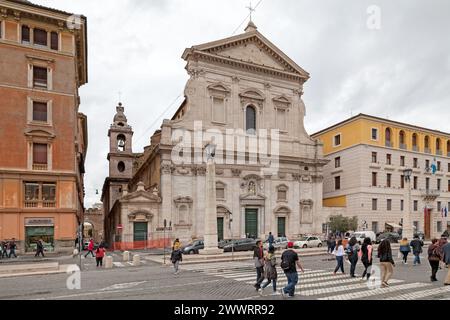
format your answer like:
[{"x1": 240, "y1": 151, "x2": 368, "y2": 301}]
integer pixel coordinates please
[
  {"x1": 95, "y1": 246, "x2": 106, "y2": 267},
  {"x1": 85, "y1": 238, "x2": 95, "y2": 258}
]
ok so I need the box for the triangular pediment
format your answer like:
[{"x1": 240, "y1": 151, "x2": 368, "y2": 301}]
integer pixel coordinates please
[
  {"x1": 239, "y1": 193, "x2": 266, "y2": 201},
  {"x1": 121, "y1": 190, "x2": 161, "y2": 202},
  {"x1": 182, "y1": 30, "x2": 309, "y2": 79}
]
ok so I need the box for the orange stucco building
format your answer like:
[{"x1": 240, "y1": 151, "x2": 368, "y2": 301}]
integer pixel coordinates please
[{"x1": 0, "y1": 0, "x2": 88, "y2": 253}]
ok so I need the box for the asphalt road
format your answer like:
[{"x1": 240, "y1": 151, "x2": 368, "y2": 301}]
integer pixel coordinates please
[{"x1": 0, "y1": 252, "x2": 449, "y2": 301}]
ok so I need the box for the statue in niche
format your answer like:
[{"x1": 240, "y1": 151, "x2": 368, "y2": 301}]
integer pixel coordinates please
[{"x1": 248, "y1": 181, "x2": 256, "y2": 195}]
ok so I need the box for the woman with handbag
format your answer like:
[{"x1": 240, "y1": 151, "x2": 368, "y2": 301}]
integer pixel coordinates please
[
  {"x1": 428, "y1": 239, "x2": 440, "y2": 282},
  {"x1": 259, "y1": 246, "x2": 278, "y2": 296},
  {"x1": 253, "y1": 240, "x2": 265, "y2": 290}
]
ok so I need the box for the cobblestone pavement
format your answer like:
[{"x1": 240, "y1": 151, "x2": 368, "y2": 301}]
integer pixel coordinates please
[{"x1": 0, "y1": 253, "x2": 448, "y2": 300}]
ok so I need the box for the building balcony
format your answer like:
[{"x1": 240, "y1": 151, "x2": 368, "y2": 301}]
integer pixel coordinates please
[
  {"x1": 32, "y1": 164, "x2": 48, "y2": 171},
  {"x1": 24, "y1": 200, "x2": 56, "y2": 208},
  {"x1": 420, "y1": 189, "x2": 440, "y2": 201},
  {"x1": 400, "y1": 143, "x2": 407, "y2": 150},
  {"x1": 447, "y1": 152, "x2": 450, "y2": 157},
  {"x1": 385, "y1": 141, "x2": 393, "y2": 148}
]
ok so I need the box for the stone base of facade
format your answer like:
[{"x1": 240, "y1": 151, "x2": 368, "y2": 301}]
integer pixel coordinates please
[{"x1": 199, "y1": 248, "x2": 224, "y2": 255}]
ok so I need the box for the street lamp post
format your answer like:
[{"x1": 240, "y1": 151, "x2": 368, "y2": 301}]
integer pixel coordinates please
[{"x1": 403, "y1": 169, "x2": 414, "y2": 240}]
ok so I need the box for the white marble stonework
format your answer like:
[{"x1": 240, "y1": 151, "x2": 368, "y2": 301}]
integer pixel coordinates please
[{"x1": 105, "y1": 22, "x2": 329, "y2": 245}]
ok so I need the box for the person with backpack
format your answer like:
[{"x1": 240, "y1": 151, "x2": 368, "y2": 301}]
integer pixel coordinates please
[
  {"x1": 360, "y1": 237, "x2": 373, "y2": 281},
  {"x1": 346, "y1": 237, "x2": 360, "y2": 278},
  {"x1": 333, "y1": 239, "x2": 345, "y2": 275},
  {"x1": 95, "y1": 245, "x2": 106, "y2": 267},
  {"x1": 399, "y1": 238, "x2": 411, "y2": 264},
  {"x1": 259, "y1": 246, "x2": 278, "y2": 296},
  {"x1": 170, "y1": 239, "x2": 183, "y2": 275},
  {"x1": 280, "y1": 242, "x2": 304, "y2": 298},
  {"x1": 35, "y1": 238, "x2": 45, "y2": 258},
  {"x1": 410, "y1": 235, "x2": 423, "y2": 266},
  {"x1": 428, "y1": 239, "x2": 441, "y2": 282},
  {"x1": 253, "y1": 240, "x2": 265, "y2": 291},
  {"x1": 378, "y1": 239, "x2": 395, "y2": 287},
  {"x1": 8, "y1": 239, "x2": 17, "y2": 258}
]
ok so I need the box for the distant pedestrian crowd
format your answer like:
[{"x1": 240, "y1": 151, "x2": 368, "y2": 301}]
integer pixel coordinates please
[{"x1": 0, "y1": 239, "x2": 17, "y2": 259}]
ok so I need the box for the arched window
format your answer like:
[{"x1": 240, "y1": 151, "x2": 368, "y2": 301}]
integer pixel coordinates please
[
  {"x1": 246, "y1": 105, "x2": 256, "y2": 135},
  {"x1": 412, "y1": 133, "x2": 418, "y2": 151},
  {"x1": 436, "y1": 138, "x2": 441, "y2": 154},
  {"x1": 399, "y1": 130, "x2": 406, "y2": 149},
  {"x1": 424, "y1": 136, "x2": 430, "y2": 153},
  {"x1": 117, "y1": 134, "x2": 126, "y2": 152},
  {"x1": 385, "y1": 128, "x2": 392, "y2": 147},
  {"x1": 447, "y1": 140, "x2": 450, "y2": 157}
]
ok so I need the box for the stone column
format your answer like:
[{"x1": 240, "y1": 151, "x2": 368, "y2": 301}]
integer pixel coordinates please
[{"x1": 199, "y1": 159, "x2": 223, "y2": 254}]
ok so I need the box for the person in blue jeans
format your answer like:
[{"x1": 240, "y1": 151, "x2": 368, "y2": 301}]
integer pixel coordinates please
[
  {"x1": 333, "y1": 240, "x2": 345, "y2": 275},
  {"x1": 410, "y1": 236, "x2": 423, "y2": 265},
  {"x1": 280, "y1": 242, "x2": 304, "y2": 298}
]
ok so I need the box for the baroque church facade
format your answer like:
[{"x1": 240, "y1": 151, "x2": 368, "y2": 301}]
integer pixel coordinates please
[{"x1": 102, "y1": 22, "x2": 328, "y2": 247}]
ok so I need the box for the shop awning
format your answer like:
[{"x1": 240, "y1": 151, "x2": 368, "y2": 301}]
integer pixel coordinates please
[{"x1": 386, "y1": 222, "x2": 402, "y2": 229}]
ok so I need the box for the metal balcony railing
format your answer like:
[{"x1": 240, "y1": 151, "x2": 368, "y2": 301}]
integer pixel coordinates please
[
  {"x1": 24, "y1": 200, "x2": 56, "y2": 208},
  {"x1": 385, "y1": 141, "x2": 393, "y2": 148},
  {"x1": 412, "y1": 146, "x2": 418, "y2": 152},
  {"x1": 436, "y1": 150, "x2": 442, "y2": 156},
  {"x1": 420, "y1": 189, "x2": 440, "y2": 200}
]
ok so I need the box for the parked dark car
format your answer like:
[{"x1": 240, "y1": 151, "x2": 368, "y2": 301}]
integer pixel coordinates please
[
  {"x1": 182, "y1": 240, "x2": 204, "y2": 254},
  {"x1": 223, "y1": 238, "x2": 258, "y2": 252},
  {"x1": 376, "y1": 232, "x2": 401, "y2": 244},
  {"x1": 218, "y1": 239, "x2": 234, "y2": 249}
]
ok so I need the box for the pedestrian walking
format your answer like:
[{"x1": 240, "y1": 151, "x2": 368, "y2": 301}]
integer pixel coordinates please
[
  {"x1": 443, "y1": 241, "x2": 450, "y2": 286},
  {"x1": 253, "y1": 240, "x2": 265, "y2": 291},
  {"x1": 95, "y1": 246, "x2": 106, "y2": 267},
  {"x1": 399, "y1": 238, "x2": 411, "y2": 264},
  {"x1": 333, "y1": 240, "x2": 345, "y2": 275},
  {"x1": 346, "y1": 237, "x2": 360, "y2": 278},
  {"x1": 8, "y1": 239, "x2": 17, "y2": 258},
  {"x1": 35, "y1": 238, "x2": 45, "y2": 258},
  {"x1": 280, "y1": 242, "x2": 304, "y2": 298},
  {"x1": 259, "y1": 246, "x2": 278, "y2": 296},
  {"x1": 378, "y1": 239, "x2": 395, "y2": 287},
  {"x1": 360, "y1": 237, "x2": 373, "y2": 281},
  {"x1": 1, "y1": 241, "x2": 8, "y2": 259},
  {"x1": 410, "y1": 235, "x2": 423, "y2": 266},
  {"x1": 267, "y1": 232, "x2": 274, "y2": 248},
  {"x1": 437, "y1": 237, "x2": 448, "y2": 270},
  {"x1": 85, "y1": 238, "x2": 95, "y2": 258},
  {"x1": 170, "y1": 239, "x2": 183, "y2": 275},
  {"x1": 327, "y1": 235, "x2": 334, "y2": 254},
  {"x1": 428, "y1": 239, "x2": 441, "y2": 282}
]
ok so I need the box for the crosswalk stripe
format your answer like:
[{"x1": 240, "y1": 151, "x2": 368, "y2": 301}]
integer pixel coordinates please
[
  {"x1": 244, "y1": 272, "x2": 349, "y2": 284},
  {"x1": 302, "y1": 279, "x2": 404, "y2": 296},
  {"x1": 205, "y1": 269, "x2": 315, "y2": 278},
  {"x1": 319, "y1": 282, "x2": 429, "y2": 300},
  {"x1": 385, "y1": 286, "x2": 450, "y2": 300}
]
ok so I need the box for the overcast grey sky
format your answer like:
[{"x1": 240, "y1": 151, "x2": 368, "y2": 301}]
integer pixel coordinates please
[{"x1": 34, "y1": 0, "x2": 450, "y2": 208}]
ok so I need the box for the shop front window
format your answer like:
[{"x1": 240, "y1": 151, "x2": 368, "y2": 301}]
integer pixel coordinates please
[{"x1": 25, "y1": 226, "x2": 54, "y2": 253}]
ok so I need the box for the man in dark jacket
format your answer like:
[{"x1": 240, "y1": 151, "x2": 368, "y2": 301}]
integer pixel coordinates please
[
  {"x1": 410, "y1": 235, "x2": 424, "y2": 265},
  {"x1": 8, "y1": 239, "x2": 17, "y2": 258},
  {"x1": 267, "y1": 233, "x2": 274, "y2": 248},
  {"x1": 253, "y1": 240, "x2": 264, "y2": 290},
  {"x1": 443, "y1": 242, "x2": 450, "y2": 285}
]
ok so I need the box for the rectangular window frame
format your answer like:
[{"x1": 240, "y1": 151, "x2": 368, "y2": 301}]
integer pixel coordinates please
[
  {"x1": 333, "y1": 133, "x2": 341, "y2": 147},
  {"x1": 335, "y1": 157, "x2": 341, "y2": 168},
  {"x1": 335, "y1": 176, "x2": 341, "y2": 191},
  {"x1": 372, "y1": 199, "x2": 378, "y2": 211},
  {"x1": 371, "y1": 128, "x2": 378, "y2": 141},
  {"x1": 211, "y1": 96, "x2": 227, "y2": 125},
  {"x1": 27, "y1": 98, "x2": 52, "y2": 125}
]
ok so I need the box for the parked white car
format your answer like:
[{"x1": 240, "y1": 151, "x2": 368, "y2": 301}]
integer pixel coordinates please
[
  {"x1": 351, "y1": 231, "x2": 376, "y2": 244},
  {"x1": 294, "y1": 236, "x2": 323, "y2": 248}
]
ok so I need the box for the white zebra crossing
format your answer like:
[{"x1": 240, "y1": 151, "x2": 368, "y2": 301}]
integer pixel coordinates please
[{"x1": 182, "y1": 261, "x2": 448, "y2": 300}]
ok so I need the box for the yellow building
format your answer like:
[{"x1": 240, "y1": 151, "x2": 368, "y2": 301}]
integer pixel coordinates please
[{"x1": 312, "y1": 114, "x2": 450, "y2": 239}]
